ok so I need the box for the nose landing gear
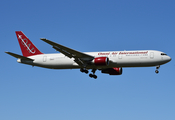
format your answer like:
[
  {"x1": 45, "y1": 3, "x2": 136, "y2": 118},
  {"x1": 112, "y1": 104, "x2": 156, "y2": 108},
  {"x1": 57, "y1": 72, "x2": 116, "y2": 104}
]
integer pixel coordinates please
[{"x1": 155, "y1": 65, "x2": 160, "y2": 74}]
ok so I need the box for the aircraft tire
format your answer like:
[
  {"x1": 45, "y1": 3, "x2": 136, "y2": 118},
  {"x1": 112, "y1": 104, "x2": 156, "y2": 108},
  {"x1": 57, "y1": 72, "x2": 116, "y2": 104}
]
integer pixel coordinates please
[
  {"x1": 155, "y1": 70, "x2": 159, "y2": 74},
  {"x1": 89, "y1": 74, "x2": 97, "y2": 79}
]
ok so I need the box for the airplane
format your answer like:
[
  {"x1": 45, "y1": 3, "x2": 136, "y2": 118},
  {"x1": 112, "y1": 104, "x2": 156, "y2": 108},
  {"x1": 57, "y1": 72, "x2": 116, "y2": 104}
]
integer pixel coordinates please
[{"x1": 5, "y1": 31, "x2": 171, "y2": 79}]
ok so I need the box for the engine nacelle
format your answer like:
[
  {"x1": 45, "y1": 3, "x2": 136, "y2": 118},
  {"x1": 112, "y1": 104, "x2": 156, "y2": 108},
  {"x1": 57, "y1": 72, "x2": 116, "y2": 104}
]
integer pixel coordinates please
[
  {"x1": 101, "y1": 67, "x2": 122, "y2": 75},
  {"x1": 92, "y1": 57, "x2": 109, "y2": 66}
]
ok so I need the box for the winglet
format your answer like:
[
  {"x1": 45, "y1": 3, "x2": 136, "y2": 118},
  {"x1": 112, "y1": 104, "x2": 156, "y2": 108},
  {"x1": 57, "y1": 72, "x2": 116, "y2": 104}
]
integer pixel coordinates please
[{"x1": 16, "y1": 31, "x2": 43, "y2": 57}]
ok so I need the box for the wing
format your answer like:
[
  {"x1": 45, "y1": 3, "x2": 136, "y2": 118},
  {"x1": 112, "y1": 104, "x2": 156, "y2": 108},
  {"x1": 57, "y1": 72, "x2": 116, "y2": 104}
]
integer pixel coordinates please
[
  {"x1": 5, "y1": 52, "x2": 34, "y2": 61},
  {"x1": 40, "y1": 38, "x2": 94, "y2": 67}
]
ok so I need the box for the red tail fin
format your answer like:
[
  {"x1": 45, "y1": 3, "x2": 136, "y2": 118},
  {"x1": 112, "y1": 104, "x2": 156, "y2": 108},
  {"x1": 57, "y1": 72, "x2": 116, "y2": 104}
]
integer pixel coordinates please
[{"x1": 15, "y1": 31, "x2": 43, "y2": 57}]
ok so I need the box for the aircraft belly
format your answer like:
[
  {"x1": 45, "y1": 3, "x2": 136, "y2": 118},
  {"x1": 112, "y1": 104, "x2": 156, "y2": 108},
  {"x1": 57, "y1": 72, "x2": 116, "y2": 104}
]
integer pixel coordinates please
[{"x1": 33, "y1": 57, "x2": 77, "y2": 69}]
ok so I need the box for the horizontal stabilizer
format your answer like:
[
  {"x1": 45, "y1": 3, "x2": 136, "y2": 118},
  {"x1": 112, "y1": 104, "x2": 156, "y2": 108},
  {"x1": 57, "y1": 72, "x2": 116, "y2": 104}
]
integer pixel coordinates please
[{"x1": 5, "y1": 52, "x2": 34, "y2": 61}]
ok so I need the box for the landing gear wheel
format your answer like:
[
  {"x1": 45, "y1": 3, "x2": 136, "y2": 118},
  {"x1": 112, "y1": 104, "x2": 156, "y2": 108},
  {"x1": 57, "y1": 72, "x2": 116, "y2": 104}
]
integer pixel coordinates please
[
  {"x1": 89, "y1": 73, "x2": 93, "y2": 77},
  {"x1": 85, "y1": 70, "x2": 89, "y2": 74},
  {"x1": 155, "y1": 65, "x2": 160, "y2": 74},
  {"x1": 80, "y1": 68, "x2": 89, "y2": 74},
  {"x1": 89, "y1": 74, "x2": 97, "y2": 79},
  {"x1": 156, "y1": 65, "x2": 160, "y2": 69},
  {"x1": 155, "y1": 70, "x2": 159, "y2": 74},
  {"x1": 93, "y1": 75, "x2": 97, "y2": 79}
]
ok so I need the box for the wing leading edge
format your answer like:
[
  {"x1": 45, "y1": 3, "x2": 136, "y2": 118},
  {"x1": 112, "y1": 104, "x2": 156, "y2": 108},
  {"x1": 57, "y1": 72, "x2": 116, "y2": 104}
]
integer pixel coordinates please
[{"x1": 40, "y1": 38, "x2": 94, "y2": 67}]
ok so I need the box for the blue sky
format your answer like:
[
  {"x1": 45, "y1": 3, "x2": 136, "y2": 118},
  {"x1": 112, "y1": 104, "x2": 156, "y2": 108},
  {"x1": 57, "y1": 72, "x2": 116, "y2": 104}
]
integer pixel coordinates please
[{"x1": 1, "y1": 0, "x2": 175, "y2": 120}]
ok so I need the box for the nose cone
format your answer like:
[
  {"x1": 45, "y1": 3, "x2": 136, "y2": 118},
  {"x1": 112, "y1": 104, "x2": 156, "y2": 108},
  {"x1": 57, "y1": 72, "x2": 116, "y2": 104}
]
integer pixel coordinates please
[
  {"x1": 168, "y1": 56, "x2": 172, "y2": 62},
  {"x1": 166, "y1": 56, "x2": 172, "y2": 63}
]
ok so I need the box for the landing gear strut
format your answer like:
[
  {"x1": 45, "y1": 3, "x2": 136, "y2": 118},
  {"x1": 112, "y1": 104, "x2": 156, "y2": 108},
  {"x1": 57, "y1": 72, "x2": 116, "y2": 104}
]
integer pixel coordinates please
[
  {"x1": 89, "y1": 69, "x2": 97, "y2": 79},
  {"x1": 155, "y1": 65, "x2": 160, "y2": 74}
]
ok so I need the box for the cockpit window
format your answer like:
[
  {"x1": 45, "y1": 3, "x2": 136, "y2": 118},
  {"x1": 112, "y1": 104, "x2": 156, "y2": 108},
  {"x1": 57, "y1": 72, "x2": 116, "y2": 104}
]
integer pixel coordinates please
[{"x1": 161, "y1": 53, "x2": 167, "y2": 56}]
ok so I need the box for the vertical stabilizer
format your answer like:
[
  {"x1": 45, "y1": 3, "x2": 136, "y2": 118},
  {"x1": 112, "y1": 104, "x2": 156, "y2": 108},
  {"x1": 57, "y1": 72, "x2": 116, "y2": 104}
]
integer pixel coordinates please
[{"x1": 15, "y1": 31, "x2": 43, "y2": 57}]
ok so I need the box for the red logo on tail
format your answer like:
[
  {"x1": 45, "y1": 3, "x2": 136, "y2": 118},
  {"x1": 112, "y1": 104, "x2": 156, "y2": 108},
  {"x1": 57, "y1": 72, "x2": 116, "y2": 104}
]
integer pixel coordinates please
[
  {"x1": 18, "y1": 34, "x2": 36, "y2": 54},
  {"x1": 16, "y1": 31, "x2": 43, "y2": 57}
]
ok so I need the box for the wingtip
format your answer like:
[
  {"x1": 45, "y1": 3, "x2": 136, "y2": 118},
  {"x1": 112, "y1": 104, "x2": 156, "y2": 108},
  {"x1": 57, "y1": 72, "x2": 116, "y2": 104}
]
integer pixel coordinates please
[
  {"x1": 5, "y1": 51, "x2": 9, "y2": 54},
  {"x1": 40, "y1": 38, "x2": 47, "y2": 40}
]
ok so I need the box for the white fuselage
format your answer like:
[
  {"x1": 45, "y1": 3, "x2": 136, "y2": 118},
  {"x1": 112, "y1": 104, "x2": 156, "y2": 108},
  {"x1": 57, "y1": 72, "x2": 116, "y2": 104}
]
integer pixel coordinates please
[{"x1": 17, "y1": 50, "x2": 171, "y2": 69}]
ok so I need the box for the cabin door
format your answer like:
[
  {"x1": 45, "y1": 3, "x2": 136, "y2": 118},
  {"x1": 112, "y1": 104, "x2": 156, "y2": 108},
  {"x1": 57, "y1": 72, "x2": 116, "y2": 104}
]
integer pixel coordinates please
[
  {"x1": 150, "y1": 52, "x2": 154, "y2": 59},
  {"x1": 43, "y1": 56, "x2": 47, "y2": 62}
]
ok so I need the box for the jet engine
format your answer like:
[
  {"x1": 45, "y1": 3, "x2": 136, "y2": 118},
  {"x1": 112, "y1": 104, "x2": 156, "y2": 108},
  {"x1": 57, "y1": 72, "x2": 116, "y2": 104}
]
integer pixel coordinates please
[
  {"x1": 101, "y1": 67, "x2": 122, "y2": 75},
  {"x1": 92, "y1": 57, "x2": 109, "y2": 66}
]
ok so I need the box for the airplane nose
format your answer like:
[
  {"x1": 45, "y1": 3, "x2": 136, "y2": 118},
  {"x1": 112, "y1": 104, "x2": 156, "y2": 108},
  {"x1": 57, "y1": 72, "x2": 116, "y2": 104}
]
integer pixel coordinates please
[
  {"x1": 168, "y1": 56, "x2": 171, "y2": 62},
  {"x1": 169, "y1": 56, "x2": 172, "y2": 61}
]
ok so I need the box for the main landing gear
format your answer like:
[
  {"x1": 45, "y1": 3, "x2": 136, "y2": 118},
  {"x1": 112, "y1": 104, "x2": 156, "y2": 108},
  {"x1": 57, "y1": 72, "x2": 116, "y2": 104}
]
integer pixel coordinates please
[
  {"x1": 155, "y1": 65, "x2": 160, "y2": 74},
  {"x1": 89, "y1": 69, "x2": 97, "y2": 79},
  {"x1": 80, "y1": 68, "x2": 88, "y2": 74},
  {"x1": 80, "y1": 68, "x2": 97, "y2": 79}
]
